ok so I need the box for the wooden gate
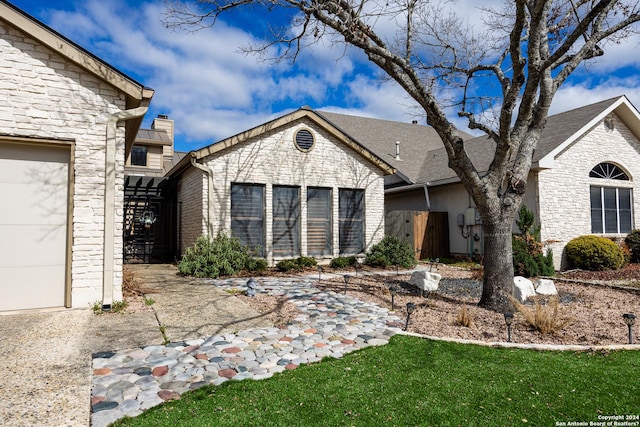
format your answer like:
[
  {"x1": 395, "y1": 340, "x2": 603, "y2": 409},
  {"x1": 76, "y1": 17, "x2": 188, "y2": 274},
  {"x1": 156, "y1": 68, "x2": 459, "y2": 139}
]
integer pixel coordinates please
[{"x1": 385, "y1": 210, "x2": 450, "y2": 260}]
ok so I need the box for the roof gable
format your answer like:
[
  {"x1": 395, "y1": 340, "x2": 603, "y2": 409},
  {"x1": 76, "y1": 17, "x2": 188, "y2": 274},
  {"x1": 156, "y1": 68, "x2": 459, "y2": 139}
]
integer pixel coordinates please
[
  {"x1": 171, "y1": 108, "x2": 396, "y2": 176},
  {"x1": 0, "y1": 1, "x2": 152, "y2": 105}
]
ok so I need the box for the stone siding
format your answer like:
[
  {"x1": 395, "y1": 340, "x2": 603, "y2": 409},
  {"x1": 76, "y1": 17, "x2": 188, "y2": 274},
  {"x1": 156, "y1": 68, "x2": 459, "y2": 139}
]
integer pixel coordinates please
[
  {"x1": 196, "y1": 118, "x2": 386, "y2": 264},
  {"x1": 538, "y1": 116, "x2": 640, "y2": 269},
  {"x1": 0, "y1": 22, "x2": 127, "y2": 307}
]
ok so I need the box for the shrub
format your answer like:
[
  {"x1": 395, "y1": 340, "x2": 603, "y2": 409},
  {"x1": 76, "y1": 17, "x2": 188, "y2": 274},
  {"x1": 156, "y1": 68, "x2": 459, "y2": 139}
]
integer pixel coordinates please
[
  {"x1": 246, "y1": 257, "x2": 269, "y2": 273},
  {"x1": 276, "y1": 259, "x2": 301, "y2": 272},
  {"x1": 364, "y1": 236, "x2": 417, "y2": 269},
  {"x1": 625, "y1": 229, "x2": 640, "y2": 263},
  {"x1": 276, "y1": 256, "x2": 317, "y2": 272},
  {"x1": 178, "y1": 234, "x2": 256, "y2": 278},
  {"x1": 508, "y1": 295, "x2": 572, "y2": 334},
  {"x1": 512, "y1": 205, "x2": 555, "y2": 277},
  {"x1": 456, "y1": 304, "x2": 474, "y2": 328},
  {"x1": 296, "y1": 256, "x2": 317, "y2": 268},
  {"x1": 329, "y1": 256, "x2": 359, "y2": 269},
  {"x1": 565, "y1": 235, "x2": 626, "y2": 271}
]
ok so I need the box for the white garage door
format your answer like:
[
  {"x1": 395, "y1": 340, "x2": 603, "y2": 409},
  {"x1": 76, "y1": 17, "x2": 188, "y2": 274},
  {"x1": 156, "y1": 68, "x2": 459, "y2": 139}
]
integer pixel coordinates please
[{"x1": 0, "y1": 142, "x2": 70, "y2": 311}]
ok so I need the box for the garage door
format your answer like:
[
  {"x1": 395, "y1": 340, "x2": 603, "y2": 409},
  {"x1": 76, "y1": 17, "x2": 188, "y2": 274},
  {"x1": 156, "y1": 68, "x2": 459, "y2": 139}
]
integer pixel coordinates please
[{"x1": 0, "y1": 142, "x2": 70, "y2": 311}]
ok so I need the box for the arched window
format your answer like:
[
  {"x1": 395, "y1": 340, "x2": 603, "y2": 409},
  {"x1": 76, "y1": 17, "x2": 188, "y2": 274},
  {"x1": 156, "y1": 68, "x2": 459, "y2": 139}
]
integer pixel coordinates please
[
  {"x1": 589, "y1": 162, "x2": 629, "y2": 180},
  {"x1": 589, "y1": 163, "x2": 633, "y2": 234}
]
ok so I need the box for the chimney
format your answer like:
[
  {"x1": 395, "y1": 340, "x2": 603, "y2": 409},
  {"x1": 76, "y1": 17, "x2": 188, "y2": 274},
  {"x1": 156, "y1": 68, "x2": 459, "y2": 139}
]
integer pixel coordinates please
[
  {"x1": 395, "y1": 141, "x2": 401, "y2": 160},
  {"x1": 152, "y1": 114, "x2": 174, "y2": 158}
]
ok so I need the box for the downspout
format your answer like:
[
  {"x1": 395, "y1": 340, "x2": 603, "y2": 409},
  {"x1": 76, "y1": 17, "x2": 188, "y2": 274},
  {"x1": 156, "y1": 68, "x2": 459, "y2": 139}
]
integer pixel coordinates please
[
  {"x1": 422, "y1": 184, "x2": 431, "y2": 211},
  {"x1": 102, "y1": 103, "x2": 150, "y2": 310},
  {"x1": 190, "y1": 156, "x2": 213, "y2": 237}
]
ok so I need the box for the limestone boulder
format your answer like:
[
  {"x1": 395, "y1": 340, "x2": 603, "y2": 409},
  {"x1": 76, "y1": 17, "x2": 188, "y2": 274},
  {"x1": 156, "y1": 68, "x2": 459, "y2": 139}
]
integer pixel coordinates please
[
  {"x1": 513, "y1": 276, "x2": 536, "y2": 302},
  {"x1": 409, "y1": 270, "x2": 442, "y2": 293},
  {"x1": 535, "y1": 278, "x2": 558, "y2": 296}
]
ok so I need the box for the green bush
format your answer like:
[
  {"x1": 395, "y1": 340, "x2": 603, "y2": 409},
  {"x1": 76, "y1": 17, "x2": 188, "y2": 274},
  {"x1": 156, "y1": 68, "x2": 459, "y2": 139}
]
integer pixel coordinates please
[
  {"x1": 246, "y1": 257, "x2": 268, "y2": 273},
  {"x1": 275, "y1": 256, "x2": 317, "y2": 272},
  {"x1": 625, "y1": 229, "x2": 640, "y2": 263},
  {"x1": 276, "y1": 259, "x2": 300, "y2": 272},
  {"x1": 178, "y1": 234, "x2": 259, "y2": 278},
  {"x1": 329, "y1": 256, "x2": 359, "y2": 269},
  {"x1": 364, "y1": 236, "x2": 417, "y2": 269},
  {"x1": 512, "y1": 205, "x2": 555, "y2": 277},
  {"x1": 565, "y1": 235, "x2": 625, "y2": 271}
]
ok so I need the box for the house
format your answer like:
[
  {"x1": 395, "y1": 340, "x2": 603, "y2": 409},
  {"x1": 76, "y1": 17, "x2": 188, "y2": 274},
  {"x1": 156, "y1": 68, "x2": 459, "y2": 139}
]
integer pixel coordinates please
[
  {"x1": 124, "y1": 115, "x2": 186, "y2": 263},
  {"x1": 169, "y1": 97, "x2": 640, "y2": 271},
  {"x1": 328, "y1": 96, "x2": 640, "y2": 270},
  {"x1": 0, "y1": 1, "x2": 153, "y2": 311},
  {"x1": 167, "y1": 107, "x2": 396, "y2": 265}
]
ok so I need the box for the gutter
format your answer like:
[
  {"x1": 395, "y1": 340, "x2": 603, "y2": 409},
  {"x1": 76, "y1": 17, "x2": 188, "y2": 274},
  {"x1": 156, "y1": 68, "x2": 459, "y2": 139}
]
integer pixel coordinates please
[
  {"x1": 102, "y1": 102, "x2": 150, "y2": 310},
  {"x1": 384, "y1": 183, "x2": 431, "y2": 210}
]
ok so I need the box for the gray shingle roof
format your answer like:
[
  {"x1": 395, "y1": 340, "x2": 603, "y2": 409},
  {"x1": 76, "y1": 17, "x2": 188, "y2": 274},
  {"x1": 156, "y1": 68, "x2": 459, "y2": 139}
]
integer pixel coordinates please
[
  {"x1": 316, "y1": 111, "x2": 473, "y2": 183},
  {"x1": 318, "y1": 96, "x2": 625, "y2": 185}
]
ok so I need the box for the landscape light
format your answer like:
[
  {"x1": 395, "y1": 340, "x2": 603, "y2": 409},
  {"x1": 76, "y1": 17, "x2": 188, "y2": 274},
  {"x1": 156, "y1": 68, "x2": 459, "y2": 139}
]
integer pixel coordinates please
[
  {"x1": 405, "y1": 302, "x2": 416, "y2": 331},
  {"x1": 389, "y1": 285, "x2": 398, "y2": 311},
  {"x1": 504, "y1": 312, "x2": 514, "y2": 343},
  {"x1": 623, "y1": 313, "x2": 636, "y2": 344},
  {"x1": 344, "y1": 275, "x2": 351, "y2": 294}
]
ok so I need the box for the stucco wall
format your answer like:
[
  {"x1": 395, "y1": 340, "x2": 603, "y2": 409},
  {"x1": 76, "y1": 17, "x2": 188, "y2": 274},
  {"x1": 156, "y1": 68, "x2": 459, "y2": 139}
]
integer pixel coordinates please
[
  {"x1": 193, "y1": 117, "x2": 386, "y2": 264},
  {"x1": 0, "y1": 22, "x2": 127, "y2": 307},
  {"x1": 537, "y1": 116, "x2": 640, "y2": 269}
]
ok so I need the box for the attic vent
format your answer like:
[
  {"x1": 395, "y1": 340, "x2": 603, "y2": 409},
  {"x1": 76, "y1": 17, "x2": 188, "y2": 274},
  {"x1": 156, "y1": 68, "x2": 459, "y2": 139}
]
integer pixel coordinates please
[{"x1": 294, "y1": 128, "x2": 315, "y2": 152}]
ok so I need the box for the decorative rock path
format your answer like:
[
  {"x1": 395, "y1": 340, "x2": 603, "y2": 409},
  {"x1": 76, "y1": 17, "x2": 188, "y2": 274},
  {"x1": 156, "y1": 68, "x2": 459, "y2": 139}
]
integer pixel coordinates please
[{"x1": 90, "y1": 276, "x2": 403, "y2": 427}]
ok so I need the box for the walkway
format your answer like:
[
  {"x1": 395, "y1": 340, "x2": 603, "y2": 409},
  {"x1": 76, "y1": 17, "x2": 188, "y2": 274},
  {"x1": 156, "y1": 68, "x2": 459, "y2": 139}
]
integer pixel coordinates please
[{"x1": 90, "y1": 275, "x2": 403, "y2": 426}]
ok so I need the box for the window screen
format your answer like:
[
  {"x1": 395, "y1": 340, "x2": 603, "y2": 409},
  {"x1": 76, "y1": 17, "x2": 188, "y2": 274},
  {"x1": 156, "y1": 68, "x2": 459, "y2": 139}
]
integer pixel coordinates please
[
  {"x1": 231, "y1": 183, "x2": 265, "y2": 256},
  {"x1": 273, "y1": 186, "x2": 300, "y2": 257},
  {"x1": 339, "y1": 189, "x2": 364, "y2": 254},
  {"x1": 307, "y1": 188, "x2": 332, "y2": 256}
]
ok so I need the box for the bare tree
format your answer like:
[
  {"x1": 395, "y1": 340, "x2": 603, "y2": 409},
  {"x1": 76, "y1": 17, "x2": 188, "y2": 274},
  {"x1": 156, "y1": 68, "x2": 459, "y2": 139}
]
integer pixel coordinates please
[{"x1": 165, "y1": 0, "x2": 640, "y2": 312}]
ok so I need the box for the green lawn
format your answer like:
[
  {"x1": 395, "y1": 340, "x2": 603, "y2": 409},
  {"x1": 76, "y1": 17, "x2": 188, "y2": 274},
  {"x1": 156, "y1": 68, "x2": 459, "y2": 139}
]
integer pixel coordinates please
[{"x1": 113, "y1": 335, "x2": 639, "y2": 427}]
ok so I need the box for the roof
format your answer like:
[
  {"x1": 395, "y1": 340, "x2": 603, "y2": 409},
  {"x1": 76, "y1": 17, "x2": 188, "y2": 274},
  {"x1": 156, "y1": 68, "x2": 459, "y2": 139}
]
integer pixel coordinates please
[
  {"x1": 316, "y1": 111, "x2": 474, "y2": 184},
  {"x1": 136, "y1": 128, "x2": 173, "y2": 146},
  {"x1": 0, "y1": 1, "x2": 154, "y2": 148},
  {"x1": 168, "y1": 108, "x2": 397, "y2": 177},
  {"x1": 364, "y1": 96, "x2": 640, "y2": 186}
]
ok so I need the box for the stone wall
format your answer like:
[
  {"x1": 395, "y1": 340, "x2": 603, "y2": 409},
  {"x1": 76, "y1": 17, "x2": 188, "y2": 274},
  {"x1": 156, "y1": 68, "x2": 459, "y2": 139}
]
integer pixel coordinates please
[
  {"x1": 538, "y1": 116, "x2": 640, "y2": 269},
  {"x1": 195, "y1": 118, "x2": 386, "y2": 264},
  {"x1": 0, "y1": 22, "x2": 127, "y2": 307}
]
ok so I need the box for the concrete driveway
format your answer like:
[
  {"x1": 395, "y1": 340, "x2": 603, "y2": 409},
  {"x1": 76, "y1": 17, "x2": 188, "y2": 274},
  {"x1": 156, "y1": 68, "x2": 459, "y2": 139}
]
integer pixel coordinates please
[{"x1": 0, "y1": 264, "x2": 272, "y2": 426}]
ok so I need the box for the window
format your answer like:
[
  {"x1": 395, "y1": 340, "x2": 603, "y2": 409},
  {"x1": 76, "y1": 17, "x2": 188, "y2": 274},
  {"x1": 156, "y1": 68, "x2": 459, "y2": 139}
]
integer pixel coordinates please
[
  {"x1": 339, "y1": 189, "x2": 364, "y2": 254},
  {"x1": 231, "y1": 184, "x2": 265, "y2": 256},
  {"x1": 307, "y1": 188, "x2": 332, "y2": 256},
  {"x1": 589, "y1": 163, "x2": 632, "y2": 234},
  {"x1": 130, "y1": 146, "x2": 147, "y2": 166},
  {"x1": 590, "y1": 187, "x2": 632, "y2": 233},
  {"x1": 273, "y1": 186, "x2": 301, "y2": 257}
]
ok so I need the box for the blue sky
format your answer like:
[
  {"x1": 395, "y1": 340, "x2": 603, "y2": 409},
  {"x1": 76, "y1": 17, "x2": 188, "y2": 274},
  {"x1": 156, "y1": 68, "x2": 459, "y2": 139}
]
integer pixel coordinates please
[{"x1": 8, "y1": 0, "x2": 640, "y2": 152}]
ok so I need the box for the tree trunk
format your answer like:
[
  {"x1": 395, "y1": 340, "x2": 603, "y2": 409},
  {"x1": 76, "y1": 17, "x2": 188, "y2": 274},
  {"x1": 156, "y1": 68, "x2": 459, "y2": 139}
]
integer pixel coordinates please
[{"x1": 478, "y1": 219, "x2": 515, "y2": 312}]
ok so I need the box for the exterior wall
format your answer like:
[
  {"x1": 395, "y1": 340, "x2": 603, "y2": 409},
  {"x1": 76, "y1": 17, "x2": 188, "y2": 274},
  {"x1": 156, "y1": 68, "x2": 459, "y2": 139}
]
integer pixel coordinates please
[
  {"x1": 428, "y1": 183, "x2": 481, "y2": 258},
  {"x1": 197, "y1": 118, "x2": 386, "y2": 264},
  {"x1": 176, "y1": 165, "x2": 206, "y2": 251},
  {"x1": 537, "y1": 116, "x2": 640, "y2": 269},
  {"x1": 385, "y1": 188, "x2": 429, "y2": 211},
  {"x1": 0, "y1": 22, "x2": 127, "y2": 307}
]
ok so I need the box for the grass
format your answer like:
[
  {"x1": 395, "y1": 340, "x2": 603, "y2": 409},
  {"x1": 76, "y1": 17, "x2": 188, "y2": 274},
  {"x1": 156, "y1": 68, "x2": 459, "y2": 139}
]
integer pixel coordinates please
[{"x1": 112, "y1": 335, "x2": 639, "y2": 427}]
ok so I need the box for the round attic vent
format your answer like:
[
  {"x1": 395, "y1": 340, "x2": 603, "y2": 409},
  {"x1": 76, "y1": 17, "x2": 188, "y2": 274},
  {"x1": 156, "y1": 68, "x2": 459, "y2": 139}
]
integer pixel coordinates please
[{"x1": 294, "y1": 128, "x2": 315, "y2": 152}]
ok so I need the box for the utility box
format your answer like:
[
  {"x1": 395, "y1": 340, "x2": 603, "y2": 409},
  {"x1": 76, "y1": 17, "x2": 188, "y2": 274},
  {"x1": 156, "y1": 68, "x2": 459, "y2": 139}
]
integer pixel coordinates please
[{"x1": 385, "y1": 210, "x2": 450, "y2": 260}]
